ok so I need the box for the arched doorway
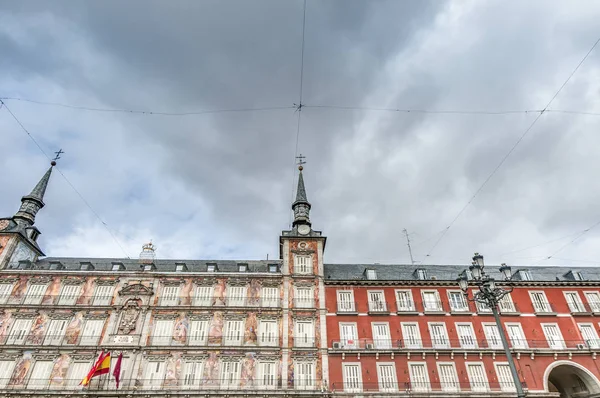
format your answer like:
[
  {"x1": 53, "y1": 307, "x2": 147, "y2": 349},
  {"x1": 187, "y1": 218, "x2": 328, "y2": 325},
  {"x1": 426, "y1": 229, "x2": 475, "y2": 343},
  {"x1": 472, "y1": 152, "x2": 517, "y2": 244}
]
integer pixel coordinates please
[{"x1": 544, "y1": 361, "x2": 600, "y2": 397}]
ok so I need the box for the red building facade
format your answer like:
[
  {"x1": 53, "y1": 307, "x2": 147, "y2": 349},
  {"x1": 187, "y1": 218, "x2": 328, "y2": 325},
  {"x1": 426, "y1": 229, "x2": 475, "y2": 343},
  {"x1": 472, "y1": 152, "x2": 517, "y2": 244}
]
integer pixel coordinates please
[{"x1": 324, "y1": 265, "x2": 600, "y2": 396}]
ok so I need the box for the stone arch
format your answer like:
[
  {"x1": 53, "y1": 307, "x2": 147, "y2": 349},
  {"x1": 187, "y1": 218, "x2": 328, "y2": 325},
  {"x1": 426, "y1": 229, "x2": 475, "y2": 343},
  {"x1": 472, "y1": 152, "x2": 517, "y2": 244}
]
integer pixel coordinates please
[{"x1": 543, "y1": 360, "x2": 600, "y2": 397}]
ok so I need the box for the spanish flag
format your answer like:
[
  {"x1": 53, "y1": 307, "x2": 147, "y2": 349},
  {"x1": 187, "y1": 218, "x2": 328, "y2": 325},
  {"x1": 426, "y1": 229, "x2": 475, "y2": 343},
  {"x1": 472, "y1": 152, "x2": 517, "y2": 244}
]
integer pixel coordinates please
[{"x1": 81, "y1": 351, "x2": 111, "y2": 386}]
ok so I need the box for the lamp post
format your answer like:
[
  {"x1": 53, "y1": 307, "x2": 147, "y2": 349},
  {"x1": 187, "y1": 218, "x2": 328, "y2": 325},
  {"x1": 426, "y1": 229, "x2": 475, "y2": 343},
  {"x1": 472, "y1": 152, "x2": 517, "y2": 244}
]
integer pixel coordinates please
[{"x1": 457, "y1": 253, "x2": 526, "y2": 397}]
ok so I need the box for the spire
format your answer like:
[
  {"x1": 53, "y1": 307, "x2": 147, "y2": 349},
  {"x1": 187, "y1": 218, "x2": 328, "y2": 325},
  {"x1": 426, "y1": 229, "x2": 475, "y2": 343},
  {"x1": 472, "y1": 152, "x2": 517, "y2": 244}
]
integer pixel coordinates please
[
  {"x1": 295, "y1": 168, "x2": 309, "y2": 204},
  {"x1": 13, "y1": 162, "x2": 55, "y2": 226},
  {"x1": 292, "y1": 161, "x2": 311, "y2": 229}
]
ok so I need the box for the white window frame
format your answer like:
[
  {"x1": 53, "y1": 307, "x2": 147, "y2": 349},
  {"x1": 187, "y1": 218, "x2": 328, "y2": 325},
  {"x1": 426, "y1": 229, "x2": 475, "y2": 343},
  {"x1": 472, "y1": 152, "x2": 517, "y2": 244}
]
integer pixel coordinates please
[
  {"x1": 189, "y1": 320, "x2": 209, "y2": 345},
  {"x1": 152, "y1": 319, "x2": 174, "y2": 346},
  {"x1": 579, "y1": 323, "x2": 600, "y2": 349},
  {"x1": 428, "y1": 322, "x2": 450, "y2": 348},
  {"x1": 337, "y1": 290, "x2": 356, "y2": 312},
  {"x1": 223, "y1": 319, "x2": 244, "y2": 346},
  {"x1": 295, "y1": 287, "x2": 314, "y2": 308},
  {"x1": 529, "y1": 291, "x2": 551, "y2": 313},
  {"x1": 498, "y1": 293, "x2": 516, "y2": 313},
  {"x1": 494, "y1": 362, "x2": 516, "y2": 392},
  {"x1": 44, "y1": 318, "x2": 68, "y2": 346},
  {"x1": 220, "y1": 361, "x2": 241, "y2": 389},
  {"x1": 160, "y1": 286, "x2": 180, "y2": 306},
  {"x1": 294, "y1": 255, "x2": 312, "y2": 275},
  {"x1": 258, "y1": 361, "x2": 277, "y2": 389},
  {"x1": 448, "y1": 290, "x2": 469, "y2": 312},
  {"x1": 421, "y1": 290, "x2": 442, "y2": 312},
  {"x1": 372, "y1": 322, "x2": 392, "y2": 349},
  {"x1": 295, "y1": 320, "x2": 314, "y2": 348},
  {"x1": 181, "y1": 360, "x2": 203, "y2": 389},
  {"x1": 342, "y1": 362, "x2": 362, "y2": 393},
  {"x1": 295, "y1": 361, "x2": 315, "y2": 390},
  {"x1": 67, "y1": 361, "x2": 92, "y2": 388},
  {"x1": 519, "y1": 270, "x2": 532, "y2": 281},
  {"x1": 92, "y1": 285, "x2": 113, "y2": 305},
  {"x1": 80, "y1": 319, "x2": 105, "y2": 346},
  {"x1": 0, "y1": 283, "x2": 14, "y2": 304},
  {"x1": 6, "y1": 318, "x2": 33, "y2": 345},
  {"x1": 227, "y1": 285, "x2": 247, "y2": 307},
  {"x1": 466, "y1": 362, "x2": 489, "y2": 392},
  {"x1": 0, "y1": 360, "x2": 16, "y2": 388},
  {"x1": 193, "y1": 285, "x2": 214, "y2": 306},
  {"x1": 401, "y1": 322, "x2": 422, "y2": 349},
  {"x1": 541, "y1": 323, "x2": 565, "y2": 349},
  {"x1": 27, "y1": 360, "x2": 53, "y2": 389},
  {"x1": 258, "y1": 320, "x2": 278, "y2": 347},
  {"x1": 395, "y1": 290, "x2": 415, "y2": 312},
  {"x1": 23, "y1": 284, "x2": 47, "y2": 305},
  {"x1": 408, "y1": 362, "x2": 430, "y2": 392},
  {"x1": 456, "y1": 322, "x2": 478, "y2": 348},
  {"x1": 564, "y1": 291, "x2": 586, "y2": 313},
  {"x1": 506, "y1": 323, "x2": 528, "y2": 349},
  {"x1": 366, "y1": 269, "x2": 377, "y2": 280},
  {"x1": 339, "y1": 322, "x2": 358, "y2": 349},
  {"x1": 367, "y1": 290, "x2": 387, "y2": 312},
  {"x1": 144, "y1": 361, "x2": 166, "y2": 388},
  {"x1": 261, "y1": 286, "x2": 279, "y2": 307},
  {"x1": 377, "y1": 362, "x2": 398, "y2": 392},
  {"x1": 57, "y1": 284, "x2": 81, "y2": 305},
  {"x1": 584, "y1": 291, "x2": 600, "y2": 312},
  {"x1": 482, "y1": 322, "x2": 503, "y2": 349},
  {"x1": 436, "y1": 362, "x2": 459, "y2": 392}
]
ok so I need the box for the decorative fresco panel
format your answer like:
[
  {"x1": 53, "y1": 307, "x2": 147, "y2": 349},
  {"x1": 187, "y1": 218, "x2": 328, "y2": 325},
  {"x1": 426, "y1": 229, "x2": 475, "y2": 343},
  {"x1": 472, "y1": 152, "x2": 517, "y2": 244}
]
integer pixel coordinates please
[
  {"x1": 208, "y1": 312, "x2": 223, "y2": 345},
  {"x1": 202, "y1": 352, "x2": 220, "y2": 387},
  {"x1": 248, "y1": 279, "x2": 261, "y2": 306},
  {"x1": 9, "y1": 352, "x2": 32, "y2": 387},
  {"x1": 0, "y1": 310, "x2": 13, "y2": 344},
  {"x1": 49, "y1": 354, "x2": 71, "y2": 387},
  {"x1": 26, "y1": 312, "x2": 49, "y2": 345},
  {"x1": 9, "y1": 276, "x2": 28, "y2": 304},
  {"x1": 287, "y1": 355, "x2": 294, "y2": 389},
  {"x1": 65, "y1": 312, "x2": 84, "y2": 344},
  {"x1": 164, "y1": 352, "x2": 182, "y2": 387},
  {"x1": 180, "y1": 279, "x2": 193, "y2": 305},
  {"x1": 76, "y1": 278, "x2": 95, "y2": 305},
  {"x1": 214, "y1": 279, "x2": 226, "y2": 306},
  {"x1": 42, "y1": 277, "x2": 61, "y2": 305},
  {"x1": 172, "y1": 313, "x2": 188, "y2": 344},
  {"x1": 244, "y1": 312, "x2": 257, "y2": 346},
  {"x1": 240, "y1": 353, "x2": 256, "y2": 388}
]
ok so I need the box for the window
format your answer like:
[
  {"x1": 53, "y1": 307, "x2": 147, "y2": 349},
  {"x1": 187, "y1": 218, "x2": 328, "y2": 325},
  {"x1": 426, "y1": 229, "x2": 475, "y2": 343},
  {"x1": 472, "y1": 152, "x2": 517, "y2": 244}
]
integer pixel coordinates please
[
  {"x1": 111, "y1": 263, "x2": 121, "y2": 271},
  {"x1": 57, "y1": 285, "x2": 81, "y2": 305},
  {"x1": 416, "y1": 269, "x2": 427, "y2": 280},
  {"x1": 261, "y1": 286, "x2": 279, "y2": 307},
  {"x1": 6, "y1": 318, "x2": 33, "y2": 345},
  {"x1": 258, "y1": 320, "x2": 278, "y2": 346},
  {"x1": 585, "y1": 292, "x2": 600, "y2": 312},
  {"x1": 565, "y1": 292, "x2": 586, "y2": 313},
  {"x1": 495, "y1": 363, "x2": 516, "y2": 392},
  {"x1": 182, "y1": 361, "x2": 203, "y2": 389},
  {"x1": 295, "y1": 320, "x2": 314, "y2": 348},
  {"x1": 144, "y1": 361, "x2": 166, "y2": 388},
  {"x1": 228, "y1": 286, "x2": 247, "y2": 306},
  {"x1": 0, "y1": 284, "x2": 13, "y2": 304},
  {"x1": 476, "y1": 299, "x2": 492, "y2": 313},
  {"x1": 506, "y1": 323, "x2": 527, "y2": 349},
  {"x1": 143, "y1": 264, "x2": 154, "y2": 271},
  {"x1": 448, "y1": 291, "x2": 469, "y2": 312},
  {"x1": 437, "y1": 363, "x2": 459, "y2": 392},
  {"x1": 223, "y1": 320, "x2": 244, "y2": 346},
  {"x1": 456, "y1": 323, "x2": 477, "y2": 348},
  {"x1": 295, "y1": 287, "x2": 313, "y2": 308},
  {"x1": 81, "y1": 319, "x2": 105, "y2": 346},
  {"x1": 401, "y1": 323, "x2": 422, "y2": 349},
  {"x1": 152, "y1": 319, "x2": 174, "y2": 345},
  {"x1": 429, "y1": 323, "x2": 449, "y2": 348},
  {"x1": 519, "y1": 270, "x2": 532, "y2": 281},
  {"x1": 573, "y1": 271, "x2": 584, "y2": 281},
  {"x1": 268, "y1": 264, "x2": 278, "y2": 273},
  {"x1": 466, "y1": 363, "x2": 488, "y2": 392},
  {"x1": 67, "y1": 361, "x2": 91, "y2": 388},
  {"x1": 28, "y1": 360, "x2": 53, "y2": 389},
  {"x1": 408, "y1": 363, "x2": 430, "y2": 392},
  {"x1": 161, "y1": 286, "x2": 180, "y2": 306},
  {"x1": 372, "y1": 322, "x2": 392, "y2": 349},
  {"x1": 530, "y1": 291, "x2": 551, "y2": 313},
  {"x1": 295, "y1": 361, "x2": 315, "y2": 390},
  {"x1": 193, "y1": 286, "x2": 214, "y2": 306},
  {"x1": 498, "y1": 293, "x2": 516, "y2": 313},
  {"x1": 258, "y1": 361, "x2": 276, "y2": 389},
  {"x1": 395, "y1": 290, "x2": 415, "y2": 312},
  {"x1": 483, "y1": 324, "x2": 502, "y2": 349},
  {"x1": 368, "y1": 291, "x2": 387, "y2": 312},
  {"x1": 337, "y1": 290, "x2": 355, "y2": 312},
  {"x1": 422, "y1": 291, "x2": 442, "y2": 312},
  {"x1": 0, "y1": 360, "x2": 15, "y2": 388},
  {"x1": 294, "y1": 255, "x2": 311, "y2": 274},
  {"x1": 542, "y1": 324, "x2": 565, "y2": 349},
  {"x1": 377, "y1": 363, "x2": 397, "y2": 392},
  {"x1": 578, "y1": 323, "x2": 600, "y2": 348},
  {"x1": 238, "y1": 264, "x2": 248, "y2": 272},
  {"x1": 343, "y1": 363, "x2": 362, "y2": 392},
  {"x1": 189, "y1": 320, "x2": 209, "y2": 345},
  {"x1": 175, "y1": 263, "x2": 187, "y2": 272},
  {"x1": 44, "y1": 319, "x2": 68, "y2": 346},
  {"x1": 207, "y1": 264, "x2": 217, "y2": 272},
  {"x1": 23, "y1": 284, "x2": 46, "y2": 305},
  {"x1": 366, "y1": 269, "x2": 377, "y2": 280},
  {"x1": 92, "y1": 285, "x2": 113, "y2": 305},
  {"x1": 339, "y1": 323, "x2": 358, "y2": 349}
]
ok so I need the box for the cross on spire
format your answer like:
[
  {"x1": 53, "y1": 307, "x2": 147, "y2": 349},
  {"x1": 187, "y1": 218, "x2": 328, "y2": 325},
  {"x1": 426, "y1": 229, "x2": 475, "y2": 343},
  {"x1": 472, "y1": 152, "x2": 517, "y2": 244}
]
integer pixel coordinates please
[
  {"x1": 296, "y1": 154, "x2": 306, "y2": 170},
  {"x1": 52, "y1": 149, "x2": 64, "y2": 162}
]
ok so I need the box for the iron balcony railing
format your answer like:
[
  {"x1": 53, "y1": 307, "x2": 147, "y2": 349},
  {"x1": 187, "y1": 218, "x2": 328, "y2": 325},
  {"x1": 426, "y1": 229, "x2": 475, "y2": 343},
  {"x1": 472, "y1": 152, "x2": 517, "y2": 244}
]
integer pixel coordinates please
[
  {"x1": 161, "y1": 296, "x2": 282, "y2": 308},
  {"x1": 330, "y1": 338, "x2": 600, "y2": 351},
  {"x1": 421, "y1": 300, "x2": 446, "y2": 312},
  {"x1": 1, "y1": 333, "x2": 103, "y2": 347},
  {"x1": 0, "y1": 294, "x2": 115, "y2": 306},
  {"x1": 367, "y1": 301, "x2": 390, "y2": 313},
  {"x1": 336, "y1": 301, "x2": 358, "y2": 313},
  {"x1": 567, "y1": 300, "x2": 593, "y2": 314},
  {"x1": 330, "y1": 381, "x2": 528, "y2": 393},
  {"x1": 532, "y1": 301, "x2": 557, "y2": 314},
  {"x1": 292, "y1": 298, "x2": 316, "y2": 308},
  {"x1": 395, "y1": 300, "x2": 418, "y2": 312}
]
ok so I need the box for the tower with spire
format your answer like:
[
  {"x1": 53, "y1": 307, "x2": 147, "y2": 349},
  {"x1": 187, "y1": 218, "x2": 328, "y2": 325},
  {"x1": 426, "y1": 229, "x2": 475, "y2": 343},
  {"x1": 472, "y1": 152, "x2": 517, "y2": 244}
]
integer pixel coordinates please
[{"x1": 0, "y1": 161, "x2": 55, "y2": 269}]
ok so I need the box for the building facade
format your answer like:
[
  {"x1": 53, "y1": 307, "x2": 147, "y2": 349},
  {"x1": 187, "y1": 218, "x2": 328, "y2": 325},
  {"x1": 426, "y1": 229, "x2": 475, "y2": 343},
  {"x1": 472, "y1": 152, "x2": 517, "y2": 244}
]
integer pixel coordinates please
[{"x1": 0, "y1": 162, "x2": 599, "y2": 397}]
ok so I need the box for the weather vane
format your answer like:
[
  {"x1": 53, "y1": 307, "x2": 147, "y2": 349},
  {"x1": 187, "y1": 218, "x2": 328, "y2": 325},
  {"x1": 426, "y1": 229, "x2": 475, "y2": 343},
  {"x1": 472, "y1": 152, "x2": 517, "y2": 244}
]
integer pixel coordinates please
[
  {"x1": 51, "y1": 149, "x2": 64, "y2": 166},
  {"x1": 296, "y1": 154, "x2": 306, "y2": 170}
]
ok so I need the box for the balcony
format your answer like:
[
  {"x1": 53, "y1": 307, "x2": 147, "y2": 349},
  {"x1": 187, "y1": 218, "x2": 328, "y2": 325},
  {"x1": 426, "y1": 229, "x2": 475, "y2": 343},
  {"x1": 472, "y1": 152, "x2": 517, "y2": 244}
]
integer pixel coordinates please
[
  {"x1": 395, "y1": 300, "x2": 418, "y2": 314},
  {"x1": 293, "y1": 337, "x2": 317, "y2": 349},
  {"x1": 2, "y1": 332, "x2": 104, "y2": 347},
  {"x1": 567, "y1": 301, "x2": 593, "y2": 316},
  {"x1": 421, "y1": 300, "x2": 446, "y2": 314},
  {"x1": 330, "y1": 381, "x2": 528, "y2": 394},
  {"x1": 1, "y1": 294, "x2": 115, "y2": 307},
  {"x1": 532, "y1": 301, "x2": 557, "y2": 315},
  {"x1": 293, "y1": 298, "x2": 316, "y2": 309},
  {"x1": 162, "y1": 296, "x2": 282, "y2": 308},
  {"x1": 336, "y1": 301, "x2": 358, "y2": 314},
  {"x1": 367, "y1": 301, "x2": 390, "y2": 314}
]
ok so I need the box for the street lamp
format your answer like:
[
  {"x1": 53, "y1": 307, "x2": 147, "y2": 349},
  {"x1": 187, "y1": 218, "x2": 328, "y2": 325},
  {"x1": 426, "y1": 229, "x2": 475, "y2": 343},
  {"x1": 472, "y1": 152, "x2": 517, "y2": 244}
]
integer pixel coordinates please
[{"x1": 457, "y1": 253, "x2": 526, "y2": 398}]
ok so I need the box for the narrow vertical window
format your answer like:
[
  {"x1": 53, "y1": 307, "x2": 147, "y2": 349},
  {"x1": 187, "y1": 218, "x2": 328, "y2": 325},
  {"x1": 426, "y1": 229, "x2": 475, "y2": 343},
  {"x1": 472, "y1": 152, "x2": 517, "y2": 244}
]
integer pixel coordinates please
[
  {"x1": 342, "y1": 363, "x2": 362, "y2": 392},
  {"x1": 408, "y1": 363, "x2": 429, "y2": 392}
]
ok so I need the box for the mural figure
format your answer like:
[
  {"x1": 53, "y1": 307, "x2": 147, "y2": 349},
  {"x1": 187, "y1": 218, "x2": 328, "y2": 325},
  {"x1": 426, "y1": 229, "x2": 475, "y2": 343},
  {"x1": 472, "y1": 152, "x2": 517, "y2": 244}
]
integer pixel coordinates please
[
  {"x1": 118, "y1": 299, "x2": 141, "y2": 335},
  {"x1": 248, "y1": 279, "x2": 261, "y2": 306},
  {"x1": 49, "y1": 354, "x2": 71, "y2": 387},
  {"x1": 180, "y1": 279, "x2": 193, "y2": 305},
  {"x1": 0, "y1": 310, "x2": 13, "y2": 344},
  {"x1": 9, "y1": 352, "x2": 32, "y2": 387},
  {"x1": 172, "y1": 313, "x2": 188, "y2": 344},
  {"x1": 244, "y1": 313, "x2": 257, "y2": 346},
  {"x1": 213, "y1": 279, "x2": 226, "y2": 306},
  {"x1": 202, "y1": 352, "x2": 219, "y2": 387},
  {"x1": 26, "y1": 313, "x2": 48, "y2": 345},
  {"x1": 42, "y1": 277, "x2": 61, "y2": 305},
  {"x1": 315, "y1": 355, "x2": 323, "y2": 389},
  {"x1": 65, "y1": 312, "x2": 84, "y2": 344},
  {"x1": 240, "y1": 353, "x2": 256, "y2": 388},
  {"x1": 208, "y1": 312, "x2": 223, "y2": 345},
  {"x1": 164, "y1": 353, "x2": 182, "y2": 386},
  {"x1": 287, "y1": 358, "x2": 294, "y2": 389},
  {"x1": 76, "y1": 279, "x2": 94, "y2": 305},
  {"x1": 9, "y1": 276, "x2": 28, "y2": 304}
]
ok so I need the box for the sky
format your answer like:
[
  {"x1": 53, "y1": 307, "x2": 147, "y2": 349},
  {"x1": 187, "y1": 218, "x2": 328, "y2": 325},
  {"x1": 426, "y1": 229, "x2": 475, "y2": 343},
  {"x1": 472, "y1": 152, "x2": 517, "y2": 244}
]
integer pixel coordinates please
[{"x1": 1, "y1": 0, "x2": 600, "y2": 267}]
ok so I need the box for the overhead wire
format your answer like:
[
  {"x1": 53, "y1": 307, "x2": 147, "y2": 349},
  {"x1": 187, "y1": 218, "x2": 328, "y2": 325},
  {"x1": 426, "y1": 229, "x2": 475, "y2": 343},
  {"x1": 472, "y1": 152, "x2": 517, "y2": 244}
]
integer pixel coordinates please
[
  {"x1": 0, "y1": 99, "x2": 132, "y2": 259},
  {"x1": 535, "y1": 218, "x2": 600, "y2": 263},
  {"x1": 420, "y1": 36, "x2": 600, "y2": 264}
]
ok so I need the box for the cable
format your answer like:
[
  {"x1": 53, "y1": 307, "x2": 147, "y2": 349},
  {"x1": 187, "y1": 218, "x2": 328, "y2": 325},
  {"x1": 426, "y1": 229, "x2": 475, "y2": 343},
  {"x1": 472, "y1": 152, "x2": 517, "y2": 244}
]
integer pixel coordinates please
[
  {"x1": 0, "y1": 99, "x2": 131, "y2": 259},
  {"x1": 495, "y1": 231, "x2": 582, "y2": 257},
  {"x1": 421, "y1": 35, "x2": 600, "y2": 263},
  {"x1": 305, "y1": 105, "x2": 544, "y2": 115},
  {"x1": 289, "y1": 0, "x2": 307, "y2": 228},
  {"x1": 0, "y1": 97, "x2": 295, "y2": 116},
  {"x1": 536, "y1": 218, "x2": 600, "y2": 263}
]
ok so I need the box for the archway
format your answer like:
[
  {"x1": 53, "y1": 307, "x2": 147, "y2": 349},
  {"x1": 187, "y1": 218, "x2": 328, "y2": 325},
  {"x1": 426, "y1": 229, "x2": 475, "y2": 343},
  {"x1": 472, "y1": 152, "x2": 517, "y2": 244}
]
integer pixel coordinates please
[{"x1": 544, "y1": 361, "x2": 600, "y2": 397}]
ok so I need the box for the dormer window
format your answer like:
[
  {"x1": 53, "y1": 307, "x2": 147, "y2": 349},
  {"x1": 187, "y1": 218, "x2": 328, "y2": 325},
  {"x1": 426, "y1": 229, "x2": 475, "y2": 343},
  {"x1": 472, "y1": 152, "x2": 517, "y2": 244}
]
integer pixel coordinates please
[
  {"x1": 207, "y1": 263, "x2": 218, "y2": 272},
  {"x1": 175, "y1": 263, "x2": 188, "y2": 272},
  {"x1": 111, "y1": 263, "x2": 124, "y2": 271},
  {"x1": 519, "y1": 270, "x2": 532, "y2": 281},
  {"x1": 269, "y1": 264, "x2": 279, "y2": 273},
  {"x1": 366, "y1": 269, "x2": 377, "y2": 280},
  {"x1": 49, "y1": 262, "x2": 64, "y2": 271},
  {"x1": 80, "y1": 262, "x2": 94, "y2": 271},
  {"x1": 238, "y1": 263, "x2": 248, "y2": 272},
  {"x1": 416, "y1": 269, "x2": 427, "y2": 280},
  {"x1": 573, "y1": 271, "x2": 584, "y2": 281},
  {"x1": 143, "y1": 264, "x2": 156, "y2": 271}
]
